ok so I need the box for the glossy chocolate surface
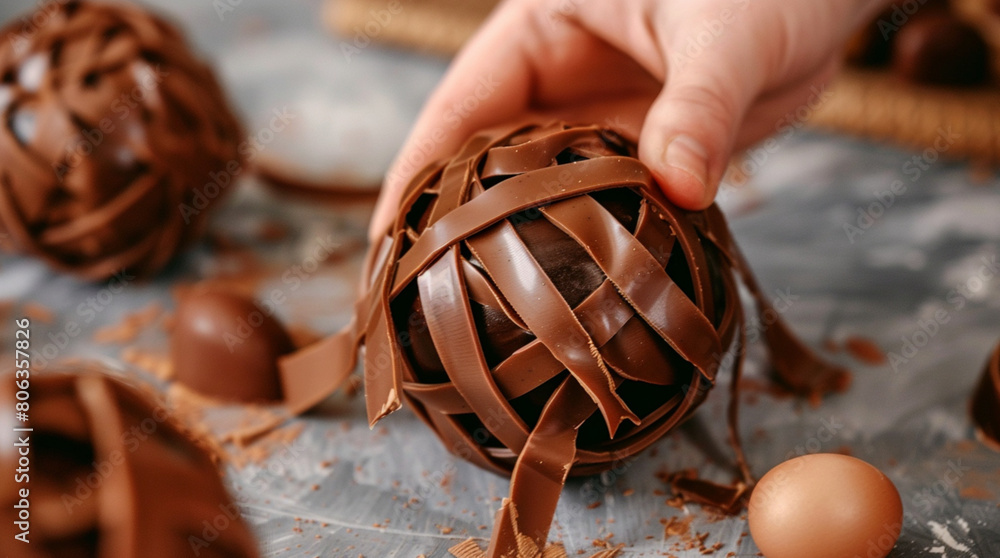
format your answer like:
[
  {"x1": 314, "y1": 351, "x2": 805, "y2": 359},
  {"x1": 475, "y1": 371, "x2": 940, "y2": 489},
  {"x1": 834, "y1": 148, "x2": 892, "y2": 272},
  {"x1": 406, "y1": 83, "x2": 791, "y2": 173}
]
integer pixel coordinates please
[
  {"x1": 172, "y1": 289, "x2": 294, "y2": 403},
  {"x1": 0, "y1": 1, "x2": 244, "y2": 279},
  {"x1": 972, "y1": 343, "x2": 1000, "y2": 448},
  {"x1": 0, "y1": 368, "x2": 260, "y2": 557}
]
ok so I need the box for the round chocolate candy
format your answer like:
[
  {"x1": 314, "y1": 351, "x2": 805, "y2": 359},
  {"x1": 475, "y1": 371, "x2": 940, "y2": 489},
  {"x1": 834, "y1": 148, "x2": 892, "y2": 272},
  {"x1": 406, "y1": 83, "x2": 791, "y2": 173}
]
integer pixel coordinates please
[{"x1": 171, "y1": 289, "x2": 295, "y2": 403}]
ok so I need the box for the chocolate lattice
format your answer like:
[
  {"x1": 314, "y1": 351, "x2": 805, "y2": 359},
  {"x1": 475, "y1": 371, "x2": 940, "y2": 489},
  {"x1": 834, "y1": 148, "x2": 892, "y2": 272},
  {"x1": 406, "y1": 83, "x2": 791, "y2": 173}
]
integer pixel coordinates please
[
  {"x1": 338, "y1": 122, "x2": 849, "y2": 556},
  {"x1": 0, "y1": 1, "x2": 244, "y2": 279},
  {"x1": 0, "y1": 367, "x2": 259, "y2": 558}
]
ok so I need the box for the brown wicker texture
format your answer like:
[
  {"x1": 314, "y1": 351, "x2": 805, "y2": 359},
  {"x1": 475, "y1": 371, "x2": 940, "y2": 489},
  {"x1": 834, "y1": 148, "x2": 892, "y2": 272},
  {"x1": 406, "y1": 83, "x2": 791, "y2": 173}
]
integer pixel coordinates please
[
  {"x1": 0, "y1": 368, "x2": 260, "y2": 558},
  {"x1": 356, "y1": 122, "x2": 848, "y2": 556},
  {"x1": 329, "y1": 0, "x2": 1000, "y2": 166},
  {"x1": 0, "y1": 1, "x2": 244, "y2": 280},
  {"x1": 808, "y1": 68, "x2": 1000, "y2": 163},
  {"x1": 325, "y1": 0, "x2": 499, "y2": 56}
]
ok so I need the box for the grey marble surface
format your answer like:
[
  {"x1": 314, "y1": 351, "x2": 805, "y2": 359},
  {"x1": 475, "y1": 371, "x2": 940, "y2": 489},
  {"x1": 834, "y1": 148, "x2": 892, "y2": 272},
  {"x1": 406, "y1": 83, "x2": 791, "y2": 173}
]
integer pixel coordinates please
[{"x1": 1, "y1": 1, "x2": 999, "y2": 557}]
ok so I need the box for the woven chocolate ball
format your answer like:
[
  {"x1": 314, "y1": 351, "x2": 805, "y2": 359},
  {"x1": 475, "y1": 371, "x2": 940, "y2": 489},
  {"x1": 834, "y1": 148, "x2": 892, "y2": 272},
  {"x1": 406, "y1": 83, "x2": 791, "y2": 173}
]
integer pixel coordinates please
[
  {"x1": 357, "y1": 122, "x2": 848, "y2": 555},
  {"x1": 0, "y1": 1, "x2": 244, "y2": 279},
  {"x1": 893, "y1": 13, "x2": 992, "y2": 86},
  {"x1": 0, "y1": 367, "x2": 259, "y2": 557}
]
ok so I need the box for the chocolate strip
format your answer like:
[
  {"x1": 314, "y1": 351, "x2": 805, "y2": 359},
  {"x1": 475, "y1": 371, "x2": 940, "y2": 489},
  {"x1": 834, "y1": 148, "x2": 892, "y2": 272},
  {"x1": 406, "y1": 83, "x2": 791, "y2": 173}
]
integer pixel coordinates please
[
  {"x1": 0, "y1": 367, "x2": 260, "y2": 557},
  {"x1": 0, "y1": 1, "x2": 243, "y2": 280},
  {"x1": 971, "y1": 342, "x2": 1000, "y2": 449},
  {"x1": 277, "y1": 122, "x2": 849, "y2": 556}
]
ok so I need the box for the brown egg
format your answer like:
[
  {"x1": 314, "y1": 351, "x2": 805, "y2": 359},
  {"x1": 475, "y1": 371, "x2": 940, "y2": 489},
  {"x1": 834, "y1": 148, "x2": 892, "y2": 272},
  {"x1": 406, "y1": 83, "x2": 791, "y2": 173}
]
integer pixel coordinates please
[
  {"x1": 748, "y1": 454, "x2": 903, "y2": 558},
  {"x1": 171, "y1": 289, "x2": 294, "y2": 402}
]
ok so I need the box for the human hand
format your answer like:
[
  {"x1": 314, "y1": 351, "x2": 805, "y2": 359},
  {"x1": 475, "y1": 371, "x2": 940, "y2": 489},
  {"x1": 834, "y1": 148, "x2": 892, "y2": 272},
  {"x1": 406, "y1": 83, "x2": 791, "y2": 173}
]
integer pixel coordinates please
[{"x1": 370, "y1": 0, "x2": 889, "y2": 240}]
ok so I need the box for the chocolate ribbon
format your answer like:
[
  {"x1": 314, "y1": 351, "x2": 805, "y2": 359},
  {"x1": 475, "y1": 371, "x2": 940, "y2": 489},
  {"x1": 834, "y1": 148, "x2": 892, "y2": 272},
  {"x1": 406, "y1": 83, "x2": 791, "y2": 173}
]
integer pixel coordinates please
[
  {"x1": 0, "y1": 368, "x2": 260, "y2": 557},
  {"x1": 276, "y1": 122, "x2": 850, "y2": 556}
]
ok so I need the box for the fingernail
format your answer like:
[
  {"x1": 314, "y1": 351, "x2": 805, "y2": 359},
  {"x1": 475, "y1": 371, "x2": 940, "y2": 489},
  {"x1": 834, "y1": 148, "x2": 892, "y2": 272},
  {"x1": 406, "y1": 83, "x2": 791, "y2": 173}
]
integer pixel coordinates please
[{"x1": 664, "y1": 135, "x2": 709, "y2": 203}]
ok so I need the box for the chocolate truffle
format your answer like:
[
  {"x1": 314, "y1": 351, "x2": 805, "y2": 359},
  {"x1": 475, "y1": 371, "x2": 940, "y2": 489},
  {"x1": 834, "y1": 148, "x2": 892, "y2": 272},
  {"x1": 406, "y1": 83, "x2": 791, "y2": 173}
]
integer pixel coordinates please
[
  {"x1": 172, "y1": 289, "x2": 295, "y2": 403},
  {"x1": 0, "y1": 1, "x2": 244, "y2": 280},
  {"x1": 343, "y1": 122, "x2": 849, "y2": 556},
  {"x1": 971, "y1": 342, "x2": 1000, "y2": 448},
  {"x1": 892, "y1": 14, "x2": 991, "y2": 85},
  {"x1": 0, "y1": 367, "x2": 260, "y2": 557}
]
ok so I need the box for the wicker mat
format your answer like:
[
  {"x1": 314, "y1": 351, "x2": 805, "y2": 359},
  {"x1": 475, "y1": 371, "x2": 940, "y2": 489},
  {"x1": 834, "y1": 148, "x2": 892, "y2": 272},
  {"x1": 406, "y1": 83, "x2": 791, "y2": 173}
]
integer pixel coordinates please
[
  {"x1": 328, "y1": 0, "x2": 1000, "y2": 164},
  {"x1": 326, "y1": 0, "x2": 498, "y2": 56},
  {"x1": 809, "y1": 70, "x2": 1000, "y2": 163}
]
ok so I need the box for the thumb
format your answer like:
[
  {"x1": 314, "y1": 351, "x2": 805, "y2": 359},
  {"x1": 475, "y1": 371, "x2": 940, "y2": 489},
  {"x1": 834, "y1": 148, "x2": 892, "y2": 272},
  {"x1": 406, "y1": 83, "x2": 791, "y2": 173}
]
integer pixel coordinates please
[{"x1": 638, "y1": 54, "x2": 759, "y2": 210}]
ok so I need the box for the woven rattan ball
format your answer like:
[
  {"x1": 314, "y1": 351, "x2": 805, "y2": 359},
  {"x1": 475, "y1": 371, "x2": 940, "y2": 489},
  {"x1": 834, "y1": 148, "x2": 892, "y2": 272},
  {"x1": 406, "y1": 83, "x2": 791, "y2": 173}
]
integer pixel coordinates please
[{"x1": 0, "y1": 1, "x2": 244, "y2": 279}]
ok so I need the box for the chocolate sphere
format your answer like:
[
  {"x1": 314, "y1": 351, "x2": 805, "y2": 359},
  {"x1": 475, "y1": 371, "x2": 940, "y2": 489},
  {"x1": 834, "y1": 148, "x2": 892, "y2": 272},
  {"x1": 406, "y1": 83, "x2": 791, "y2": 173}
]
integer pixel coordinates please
[
  {"x1": 0, "y1": 1, "x2": 244, "y2": 279},
  {"x1": 971, "y1": 342, "x2": 1000, "y2": 448},
  {"x1": 0, "y1": 367, "x2": 260, "y2": 557},
  {"x1": 171, "y1": 289, "x2": 295, "y2": 403},
  {"x1": 893, "y1": 14, "x2": 991, "y2": 85},
  {"x1": 845, "y1": 9, "x2": 896, "y2": 67},
  {"x1": 359, "y1": 123, "x2": 848, "y2": 555}
]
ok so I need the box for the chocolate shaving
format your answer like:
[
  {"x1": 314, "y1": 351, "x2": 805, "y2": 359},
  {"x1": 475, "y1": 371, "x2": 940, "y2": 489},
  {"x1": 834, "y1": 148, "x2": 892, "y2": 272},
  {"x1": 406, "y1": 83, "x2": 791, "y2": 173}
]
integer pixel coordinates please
[
  {"x1": 0, "y1": 366, "x2": 259, "y2": 557},
  {"x1": 277, "y1": 122, "x2": 849, "y2": 555},
  {"x1": 0, "y1": 1, "x2": 244, "y2": 280},
  {"x1": 971, "y1": 341, "x2": 1000, "y2": 449}
]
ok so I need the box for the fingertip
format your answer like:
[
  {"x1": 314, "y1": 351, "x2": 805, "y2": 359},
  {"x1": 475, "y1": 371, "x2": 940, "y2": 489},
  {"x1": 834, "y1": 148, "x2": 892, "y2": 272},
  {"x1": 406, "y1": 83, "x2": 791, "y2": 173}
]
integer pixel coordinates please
[
  {"x1": 642, "y1": 134, "x2": 715, "y2": 210},
  {"x1": 652, "y1": 164, "x2": 714, "y2": 210}
]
